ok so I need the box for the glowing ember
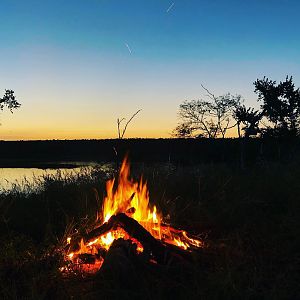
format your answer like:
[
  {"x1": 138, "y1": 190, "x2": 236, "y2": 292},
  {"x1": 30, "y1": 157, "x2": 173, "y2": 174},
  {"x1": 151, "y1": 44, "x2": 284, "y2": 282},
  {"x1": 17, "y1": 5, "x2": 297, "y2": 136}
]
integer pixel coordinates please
[{"x1": 64, "y1": 157, "x2": 203, "y2": 273}]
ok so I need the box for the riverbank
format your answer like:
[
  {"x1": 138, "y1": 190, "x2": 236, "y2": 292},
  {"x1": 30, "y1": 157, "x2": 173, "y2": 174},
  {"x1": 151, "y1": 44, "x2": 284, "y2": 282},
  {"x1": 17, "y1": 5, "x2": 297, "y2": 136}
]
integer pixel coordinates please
[{"x1": 1, "y1": 138, "x2": 300, "y2": 167}]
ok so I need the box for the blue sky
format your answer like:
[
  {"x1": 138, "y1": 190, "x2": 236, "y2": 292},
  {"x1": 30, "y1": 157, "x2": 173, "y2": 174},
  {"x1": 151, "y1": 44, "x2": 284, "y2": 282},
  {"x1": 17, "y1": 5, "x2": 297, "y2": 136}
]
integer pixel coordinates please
[{"x1": 0, "y1": 0, "x2": 300, "y2": 139}]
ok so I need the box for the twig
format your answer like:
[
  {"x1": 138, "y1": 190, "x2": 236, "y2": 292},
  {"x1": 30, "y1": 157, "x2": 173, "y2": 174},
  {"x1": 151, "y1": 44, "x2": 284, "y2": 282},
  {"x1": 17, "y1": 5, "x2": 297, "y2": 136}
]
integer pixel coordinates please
[
  {"x1": 117, "y1": 118, "x2": 125, "y2": 139},
  {"x1": 120, "y1": 109, "x2": 142, "y2": 139},
  {"x1": 201, "y1": 84, "x2": 216, "y2": 100}
]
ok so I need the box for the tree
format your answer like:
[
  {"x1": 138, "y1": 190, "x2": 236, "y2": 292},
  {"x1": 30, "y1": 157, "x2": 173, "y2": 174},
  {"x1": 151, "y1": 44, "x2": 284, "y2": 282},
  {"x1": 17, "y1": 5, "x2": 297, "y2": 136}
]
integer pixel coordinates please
[
  {"x1": 173, "y1": 86, "x2": 242, "y2": 138},
  {"x1": 0, "y1": 90, "x2": 21, "y2": 113},
  {"x1": 173, "y1": 123, "x2": 195, "y2": 138},
  {"x1": 233, "y1": 105, "x2": 262, "y2": 138},
  {"x1": 254, "y1": 76, "x2": 300, "y2": 138}
]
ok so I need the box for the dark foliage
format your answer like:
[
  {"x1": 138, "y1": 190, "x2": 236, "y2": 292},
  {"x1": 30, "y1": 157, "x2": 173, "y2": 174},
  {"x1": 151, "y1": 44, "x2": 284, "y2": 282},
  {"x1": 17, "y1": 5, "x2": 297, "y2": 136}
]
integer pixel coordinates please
[
  {"x1": 254, "y1": 76, "x2": 300, "y2": 138},
  {"x1": 233, "y1": 105, "x2": 263, "y2": 138},
  {"x1": 0, "y1": 90, "x2": 21, "y2": 113},
  {"x1": 174, "y1": 76, "x2": 300, "y2": 140}
]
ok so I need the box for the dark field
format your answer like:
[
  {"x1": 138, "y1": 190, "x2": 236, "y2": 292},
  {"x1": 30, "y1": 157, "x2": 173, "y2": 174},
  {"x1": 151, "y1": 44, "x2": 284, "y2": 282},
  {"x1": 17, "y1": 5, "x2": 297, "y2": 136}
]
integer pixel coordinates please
[
  {"x1": 1, "y1": 138, "x2": 300, "y2": 166},
  {"x1": 0, "y1": 139, "x2": 299, "y2": 299}
]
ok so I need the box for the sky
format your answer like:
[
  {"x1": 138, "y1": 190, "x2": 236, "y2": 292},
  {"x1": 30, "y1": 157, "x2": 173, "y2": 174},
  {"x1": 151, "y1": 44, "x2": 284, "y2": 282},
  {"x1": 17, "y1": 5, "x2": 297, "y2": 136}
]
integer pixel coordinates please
[{"x1": 0, "y1": 0, "x2": 300, "y2": 140}]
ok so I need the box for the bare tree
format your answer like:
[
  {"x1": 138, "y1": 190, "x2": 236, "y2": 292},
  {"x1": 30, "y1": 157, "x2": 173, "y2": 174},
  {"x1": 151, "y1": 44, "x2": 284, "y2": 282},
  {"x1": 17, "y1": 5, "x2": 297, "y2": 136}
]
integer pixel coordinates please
[
  {"x1": 117, "y1": 109, "x2": 141, "y2": 139},
  {"x1": 173, "y1": 85, "x2": 242, "y2": 138}
]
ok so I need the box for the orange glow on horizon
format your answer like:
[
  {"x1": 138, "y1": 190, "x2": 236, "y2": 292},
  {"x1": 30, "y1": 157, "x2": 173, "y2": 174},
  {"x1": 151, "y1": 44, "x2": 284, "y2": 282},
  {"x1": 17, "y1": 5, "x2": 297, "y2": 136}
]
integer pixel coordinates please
[
  {"x1": 0, "y1": 125, "x2": 238, "y2": 140},
  {"x1": 0, "y1": 129, "x2": 172, "y2": 140}
]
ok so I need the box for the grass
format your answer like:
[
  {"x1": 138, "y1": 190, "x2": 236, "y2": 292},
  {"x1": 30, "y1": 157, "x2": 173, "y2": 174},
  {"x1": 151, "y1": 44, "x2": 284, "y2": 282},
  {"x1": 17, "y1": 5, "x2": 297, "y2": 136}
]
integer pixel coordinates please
[{"x1": 0, "y1": 160, "x2": 299, "y2": 299}]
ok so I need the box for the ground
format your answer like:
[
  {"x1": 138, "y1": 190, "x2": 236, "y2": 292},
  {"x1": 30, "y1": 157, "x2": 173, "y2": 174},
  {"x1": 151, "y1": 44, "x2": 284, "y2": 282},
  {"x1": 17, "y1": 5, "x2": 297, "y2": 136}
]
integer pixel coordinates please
[{"x1": 0, "y1": 146, "x2": 299, "y2": 299}]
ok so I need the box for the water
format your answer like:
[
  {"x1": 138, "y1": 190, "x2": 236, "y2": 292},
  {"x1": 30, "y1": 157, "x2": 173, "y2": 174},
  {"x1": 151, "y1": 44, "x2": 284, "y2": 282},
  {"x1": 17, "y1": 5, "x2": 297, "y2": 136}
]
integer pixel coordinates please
[{"x1": 0, "y1": 167, "x2": 87, "y2": 190}]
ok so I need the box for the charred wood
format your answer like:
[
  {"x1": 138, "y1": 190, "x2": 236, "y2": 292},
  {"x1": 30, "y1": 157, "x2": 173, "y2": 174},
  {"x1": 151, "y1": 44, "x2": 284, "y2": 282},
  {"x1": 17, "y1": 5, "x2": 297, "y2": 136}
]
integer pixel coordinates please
[{"x1": 68, "y1": 213, "x2": 199, "y2": 265}]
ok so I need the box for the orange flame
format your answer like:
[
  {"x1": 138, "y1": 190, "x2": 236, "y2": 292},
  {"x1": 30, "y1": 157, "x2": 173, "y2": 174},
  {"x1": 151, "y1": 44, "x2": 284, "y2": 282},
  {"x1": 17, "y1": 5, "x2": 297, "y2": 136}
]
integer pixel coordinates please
[
  {"x1": 65, "y1": 157, "x2": 202, "y2": 272},
  {"x1": 103, "y1": 156, "x2": 161, "y2": 240}
]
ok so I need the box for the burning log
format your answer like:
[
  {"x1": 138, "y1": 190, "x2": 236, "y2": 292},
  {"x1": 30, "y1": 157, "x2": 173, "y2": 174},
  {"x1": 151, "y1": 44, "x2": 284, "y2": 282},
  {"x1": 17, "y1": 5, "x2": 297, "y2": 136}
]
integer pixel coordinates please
[
  {"x1": 68, "y1": 213, "x2": 165, "y2": 263},
  {"x1": 68, "y1": 213, "x2": 199, "y2": 265}
]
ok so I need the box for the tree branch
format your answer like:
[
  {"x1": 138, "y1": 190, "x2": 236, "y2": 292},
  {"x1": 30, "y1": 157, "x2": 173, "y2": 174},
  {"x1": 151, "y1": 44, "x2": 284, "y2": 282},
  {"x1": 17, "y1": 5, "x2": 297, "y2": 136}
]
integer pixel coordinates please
[
  {"x1": 201, "y1": 84, "x2": 216, "y2": 100},
  {"x1": 117, "y1": 118, "x2": 125, "y2": 139},
  {"x1": 120, "y1": 109, "x2": 142, "y2": 139}
]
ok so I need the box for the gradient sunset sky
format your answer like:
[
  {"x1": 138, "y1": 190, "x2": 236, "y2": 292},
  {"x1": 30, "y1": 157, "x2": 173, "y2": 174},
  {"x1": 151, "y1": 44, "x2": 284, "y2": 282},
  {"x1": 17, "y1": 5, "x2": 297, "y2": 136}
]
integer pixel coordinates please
[{"x1": 1, "y1": 0, "x2": 300, "y2": 140}]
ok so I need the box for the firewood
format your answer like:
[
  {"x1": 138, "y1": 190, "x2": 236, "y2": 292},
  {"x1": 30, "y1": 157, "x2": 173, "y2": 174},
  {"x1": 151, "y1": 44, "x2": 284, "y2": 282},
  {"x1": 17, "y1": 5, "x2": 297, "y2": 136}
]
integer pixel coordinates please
[
  {"x1": 86, "y1": 213, "x2": 167, "y2": 263},
  {"x1": 78, "y1": 253, "x2": 96, "y2": 264},
  {"x1": 68, "y1": 213, "x2": 198, "y2": 265}
]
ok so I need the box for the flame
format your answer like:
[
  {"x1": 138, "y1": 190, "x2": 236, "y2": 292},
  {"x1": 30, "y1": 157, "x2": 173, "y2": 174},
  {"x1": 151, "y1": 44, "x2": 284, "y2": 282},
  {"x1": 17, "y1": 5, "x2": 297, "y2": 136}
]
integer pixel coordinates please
[
  {"x1": 103, "y1": 156, "x2": 161, "y2": 240},
  {"x1": 174, "y1": 238, "x2": 189, "y2": 250},
  {"x1": 64, "y1": 156, "x2": 202, "y2": 273}
]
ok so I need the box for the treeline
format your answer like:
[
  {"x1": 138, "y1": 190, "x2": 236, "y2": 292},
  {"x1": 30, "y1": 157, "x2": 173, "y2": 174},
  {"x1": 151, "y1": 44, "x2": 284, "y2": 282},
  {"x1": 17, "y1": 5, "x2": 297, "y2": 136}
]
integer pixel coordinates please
[
  {"x1": 0, "y1": 138, "x2": 299, "y2": 166},
  {"x1": 174, "y1": 76, "x2": 300, "y2": 139}
]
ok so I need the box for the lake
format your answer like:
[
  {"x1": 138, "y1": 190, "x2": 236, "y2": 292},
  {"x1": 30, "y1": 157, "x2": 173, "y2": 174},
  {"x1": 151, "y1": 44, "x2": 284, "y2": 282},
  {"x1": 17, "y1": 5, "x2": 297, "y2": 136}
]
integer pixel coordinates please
[
  {"x1": 0, "y1": 167, "x2": 88, "y2": 190},
  {"x1": 0, "y1": 161, "x2": 107, "y2": 191}
]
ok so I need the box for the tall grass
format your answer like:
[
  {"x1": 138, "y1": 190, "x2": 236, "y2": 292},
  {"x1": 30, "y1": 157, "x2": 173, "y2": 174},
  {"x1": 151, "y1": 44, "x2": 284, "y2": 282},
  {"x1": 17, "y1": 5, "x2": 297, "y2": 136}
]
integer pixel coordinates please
[{"x1": 0, "y1": 161, "x2": 299, "y2": 299}]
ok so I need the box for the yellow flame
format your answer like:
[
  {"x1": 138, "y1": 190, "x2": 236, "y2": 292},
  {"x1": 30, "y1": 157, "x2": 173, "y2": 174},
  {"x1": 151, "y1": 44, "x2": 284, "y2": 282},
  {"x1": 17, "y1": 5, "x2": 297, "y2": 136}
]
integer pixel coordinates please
[
  {"x1": 87, "y1": 238, "x2": 99, "y2": 247},
  {"x1": 102, "y1": 156, "x2": 162, "y2": 239},
  {"x1": 65, "y1": 156, "x2": 203, "y2": 271},
  {"x1": 101, "y1": 232, "x2": 114, "y2": 248},
  {"x1": 174, "y1": 238, "x2": 189, "y2": 250}
]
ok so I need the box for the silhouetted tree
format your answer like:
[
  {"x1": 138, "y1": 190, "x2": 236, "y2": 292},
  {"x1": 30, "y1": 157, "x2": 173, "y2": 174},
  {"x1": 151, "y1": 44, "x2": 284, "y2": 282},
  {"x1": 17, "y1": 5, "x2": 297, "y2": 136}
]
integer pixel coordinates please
[
  {"x1": 174, "y1": 85, "x2": 242, "y2": 138},
  {"x1": 173, "y1": 123, "x2": 195, "y2": 138},
  {"x1": 254, "y1": 76, "x2": 300, "y2": 138},
  {"x1": 233, "y1": 105, "x2": 262, "y2": 138},
  {"x1": 0, "y1": 90, "x2": 20, "y2": 113}
]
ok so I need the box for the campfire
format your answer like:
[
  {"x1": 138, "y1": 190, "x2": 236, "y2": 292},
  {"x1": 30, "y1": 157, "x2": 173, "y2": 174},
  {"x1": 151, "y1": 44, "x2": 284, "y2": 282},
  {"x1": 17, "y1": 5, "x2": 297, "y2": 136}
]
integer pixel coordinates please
[{"x1": 62, "y1": 157, "x2": 203, "y2": 274}]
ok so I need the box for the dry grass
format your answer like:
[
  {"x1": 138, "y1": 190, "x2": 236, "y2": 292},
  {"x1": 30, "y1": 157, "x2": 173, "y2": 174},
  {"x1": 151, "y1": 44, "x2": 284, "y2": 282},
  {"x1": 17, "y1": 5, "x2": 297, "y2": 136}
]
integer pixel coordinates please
[{"x1": 0, "y1": 160, "x2": 299, "y2": 299}]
